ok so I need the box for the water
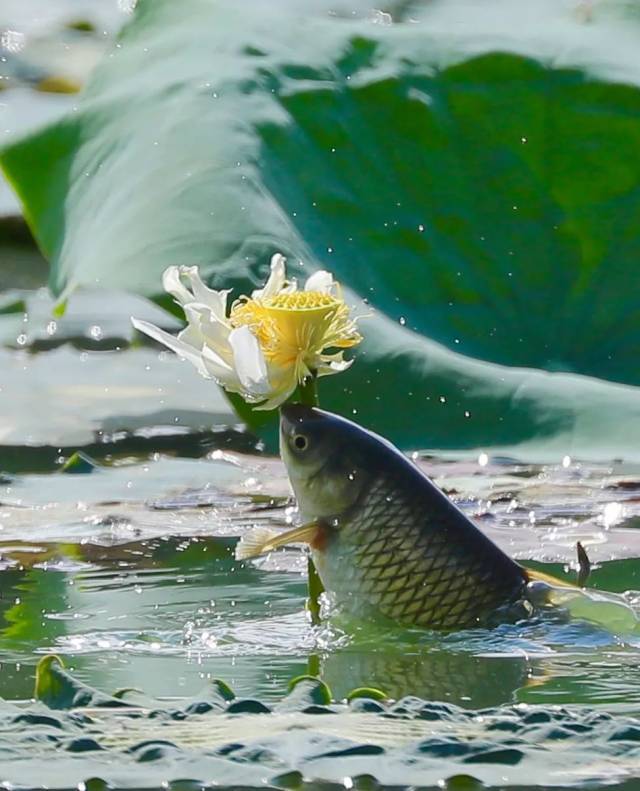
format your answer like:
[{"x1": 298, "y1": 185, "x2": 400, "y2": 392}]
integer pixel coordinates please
[
  {"x1": 1, "y1": 291, "x2": 640, "y2": 788},
  {"x1": 1, "y1": 295, "x2": 640, "y2": 786},
  {"x1": 3, "y1": 3, "x2": 640, "y2": 785},
  {"x1": 2, "y1": 448, "x2": 640, "y2": 706},
  {"x1": 2, "y1": 442, "x2": 640, "y2": 787}
]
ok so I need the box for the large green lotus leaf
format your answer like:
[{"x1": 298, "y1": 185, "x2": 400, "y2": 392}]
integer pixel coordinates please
[{"x1": 2, "y1": 0, "x2": 640, "y2": 457}]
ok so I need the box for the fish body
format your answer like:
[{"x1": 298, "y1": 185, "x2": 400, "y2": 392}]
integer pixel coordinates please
[{"x1": 277, "y1": 405, "x2": 528, "y2": 630}]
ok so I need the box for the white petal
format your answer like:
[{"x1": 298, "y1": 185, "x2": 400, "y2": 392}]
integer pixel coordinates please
[
  {"x1": 177, "y1": 322, "x2": 204, "y2": 350},
  {"x1": 281, "y1": 277, "x2": 298, "y2": 294},
  {"x1": 162, "y1": 266, "x2": 194, "y2": 305},
  {"x1": 131, "y1": 317, "x2": 208, "y2": 377},
  {"x1": 316, "y1": 356, "x2": 354, "y2": 377},
  {"x1": 201, "y1": 345, "x2": 242, "y2": 387},
  {"x1": 253, "y1": 361, "x2": 298, "y2": 410},
  {"x1": 305, "y1": 270, "x2": 334, "y2": 294},
  {"x1": 252, "y1": 253, "x2": 287, "y2": 300},
  {"x1": 184, "y1": 303, "x2": 233, "y2": 364},
  {"x1": 254, "y1": 380, "x2": 297, "y2": 410},
  {"x1": 229, "y1": 326, "x2": 271, "y2": 396},
  {"x1": 254, "y1": 387, "x2": 296, "y2": 411},
  {"x1": 182, "y1": 267, "x2": 230, "y2": 320}
]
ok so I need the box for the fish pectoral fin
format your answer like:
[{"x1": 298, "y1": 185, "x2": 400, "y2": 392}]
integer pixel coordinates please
[{"x1": 235, "y1": 522, "x2": 322, "y2": 560}]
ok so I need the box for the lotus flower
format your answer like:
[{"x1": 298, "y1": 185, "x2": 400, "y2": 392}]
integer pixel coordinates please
[{"x1": 132, "y1": 254, "x2": 362, "y2": 409}]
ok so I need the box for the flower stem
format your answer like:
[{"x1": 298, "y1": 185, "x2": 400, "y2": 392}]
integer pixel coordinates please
[
  {"x1": 297, "y1": 375, "x2": 319, "y2": 407},
  {"x1": 306, "y1": 556, "x2": 323, "y2": 626},
  {"x1": 291, "y1": 374, "x2": 324, "y2": 627}
]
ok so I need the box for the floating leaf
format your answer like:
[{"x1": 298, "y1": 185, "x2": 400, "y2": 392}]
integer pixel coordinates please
[
  {"x1": 60, "y1": 451, "x2": 99, "y2": 474},
  {"x1": 35, "y1": 655, "x2": 131, "y2": 710},
  {"x1": 0, "y1": 298, "x2": 26, "y2": 316},
  {"x1": 283, "y1": 675, "x2": 333, "y2": 709},
  {"x1": 346, "y1": 687, "x2": 388, "y2": 702}
]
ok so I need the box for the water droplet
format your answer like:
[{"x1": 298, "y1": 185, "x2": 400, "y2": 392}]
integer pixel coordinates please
[
  {"x1": 478, "y1": 452, "x2": 489, "y2": 467},
  {"x1": 370, "y1": 9, "x2": 392, "y2": 24},
  {"x1": 1, "y1": 30, "x2": 25, "y2": 54},
  {"x1": 562, "y1": 455, "x2": 571, "y2": 468},
  {"x1": 399, "y1": 316, "x2": 406, "y2": 326},
  {"x1": 603, "y1": 502, "x2": 623, "y2": 528},
  {"x1": 118, "y1": 0, "x2": 137, "y2": 15},
  {"x1": 418, "y1": 224, "x2": 425, "y2": 232}
]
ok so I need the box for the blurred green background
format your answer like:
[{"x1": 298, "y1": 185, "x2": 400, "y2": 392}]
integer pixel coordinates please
[
  {"x1": 3, "y1": 0, "x2": 640, "y2": 459},
  {"x1": 0, "y1": 6, "x2": 640, "y2": 789}
]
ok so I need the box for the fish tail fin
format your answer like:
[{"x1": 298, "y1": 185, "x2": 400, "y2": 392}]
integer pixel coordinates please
[
  {"x1": 525, "y1": 567, "x2": 573, "y2": 588},
  {"x1": 525, "y1": 542, "x2": 592, "y2": 590},
  {"x1": 235, "y1": 521, "x2": 322, "y2": 561}
]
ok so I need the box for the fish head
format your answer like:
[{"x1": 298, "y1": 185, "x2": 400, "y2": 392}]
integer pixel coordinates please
[{"x1": 279, "y1": 404, "x2": 372, "y2": 521}]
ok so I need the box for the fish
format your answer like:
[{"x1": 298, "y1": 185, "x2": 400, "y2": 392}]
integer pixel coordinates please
[
  {"x1": 237, "y1": 404, "x2": 541, "y2": 630},
  {"x1": 234, "y1": 405, "x2": 640, "y2": 635}
]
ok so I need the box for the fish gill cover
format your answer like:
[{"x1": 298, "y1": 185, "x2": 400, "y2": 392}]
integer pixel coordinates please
[{"x1": 1, "y1": 0, "x2": 640, "y2": 458}]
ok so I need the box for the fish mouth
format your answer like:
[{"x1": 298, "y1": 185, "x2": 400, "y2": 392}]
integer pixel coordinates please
[{"x1": 279, "y1": 403, "x2": 320, "y2": 431}]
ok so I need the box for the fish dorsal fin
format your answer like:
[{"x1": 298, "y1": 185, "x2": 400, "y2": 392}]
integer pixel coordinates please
[{"x1": 235, "y1": 521, "x2": 322, "y2": 560}]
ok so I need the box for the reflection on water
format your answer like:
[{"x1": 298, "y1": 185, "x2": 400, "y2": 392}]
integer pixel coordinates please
[
  {"x1": 1, "y1": 521, "x2": 640, "y2": 709},
  {"x1": 322, "y1": 647, "x2": 533, "y2": 708},
  {"x1": 0, "y1": 451, "x2": 640, "y2": 714},
  {"x1": 0, "y1": 536, "x2": 310, "y2": 700}
]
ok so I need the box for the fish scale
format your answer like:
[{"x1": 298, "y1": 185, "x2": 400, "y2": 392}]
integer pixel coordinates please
[
  {"x1": 313, "y1": 462, "x2": 528, "y2": 628},
  {"x1": 277, "y1": 405, "x2": 530, "y2": 630}
]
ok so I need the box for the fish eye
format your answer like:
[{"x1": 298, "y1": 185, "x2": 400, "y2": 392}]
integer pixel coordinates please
[{"x1": 293, "y1": 433, "x2": 309, "y2": 451}]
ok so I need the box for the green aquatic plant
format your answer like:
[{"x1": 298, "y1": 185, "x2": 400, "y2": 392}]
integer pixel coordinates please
[
  {"x1": 35, "y1": 655, "x2": 131, "y2": 710},
  {"x1": 60, "y1": 451, "x2": 98, "y2": 474},
  {"x1": 32, "y1": 654, "x2": 394, "y2": 710}
]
